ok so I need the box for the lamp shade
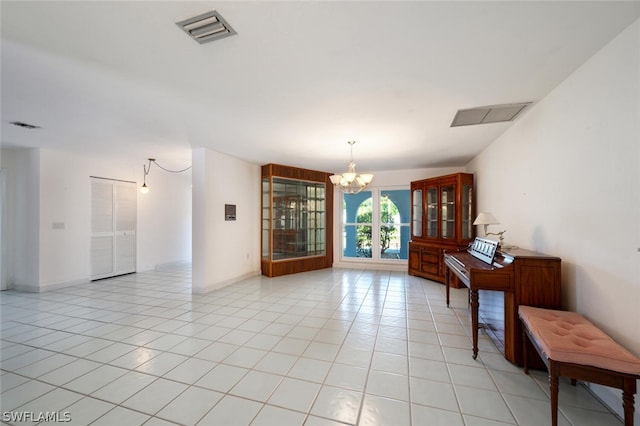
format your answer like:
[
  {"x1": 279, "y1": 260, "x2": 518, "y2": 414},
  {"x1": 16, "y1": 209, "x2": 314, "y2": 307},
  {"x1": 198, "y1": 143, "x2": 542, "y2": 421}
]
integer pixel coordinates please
[
  {"x1": 329, "y1": 175, "x2": 342, "y2": 185},
  {"x1": 357, "y1": 174, "x2": 374, "y2": 185},
  {"x1": 473, "y1": 212, "x2": 499, "y2": 226}
]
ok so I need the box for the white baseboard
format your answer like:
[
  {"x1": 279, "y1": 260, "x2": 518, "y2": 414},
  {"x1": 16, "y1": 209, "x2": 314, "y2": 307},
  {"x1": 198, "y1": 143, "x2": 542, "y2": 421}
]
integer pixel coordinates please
[
  {"x1": 191, "y1": 270, "x2": 260, "y2": 294},
  {"x1": 154, "y1": 261, "x2": 192, "y2": 271},
  {"x1": 332, "y1": 260, "x2": 407, "y2": 272},
  {"x1": 13, "y1": 277, "x2": 89, "y2": 293}
]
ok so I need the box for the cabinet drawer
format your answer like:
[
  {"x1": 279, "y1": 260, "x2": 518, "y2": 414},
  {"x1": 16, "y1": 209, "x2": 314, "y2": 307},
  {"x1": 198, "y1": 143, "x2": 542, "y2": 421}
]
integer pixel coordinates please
[
  {"x1": 420, "y1": 252, "x2": 438, "y2": 264},
  {"x1": 421, "y1": 247, "x2": 439, "y2": 262},
  {"x1": 421, "y1": 262, "x2": 439, "y2": 275}
]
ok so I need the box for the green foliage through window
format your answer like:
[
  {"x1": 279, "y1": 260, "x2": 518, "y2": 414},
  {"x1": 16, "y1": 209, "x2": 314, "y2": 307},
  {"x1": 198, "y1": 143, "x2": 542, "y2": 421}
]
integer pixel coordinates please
[{"x1": 355, "y1": 196, "x2": 399, "y2": 256}]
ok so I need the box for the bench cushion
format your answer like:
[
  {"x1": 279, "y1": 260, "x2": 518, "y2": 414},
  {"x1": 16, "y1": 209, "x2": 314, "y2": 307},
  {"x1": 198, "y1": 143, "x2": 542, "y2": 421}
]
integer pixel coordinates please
[{"x1": 519, "y1": 306, "x2": 640, "y2": 375}]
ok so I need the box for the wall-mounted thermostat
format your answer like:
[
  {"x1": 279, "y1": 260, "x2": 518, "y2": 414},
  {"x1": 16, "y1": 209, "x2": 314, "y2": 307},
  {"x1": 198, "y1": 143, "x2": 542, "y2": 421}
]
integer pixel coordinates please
[{"x1": 225, "y1": 204, "x2": 236, "y2": 221}]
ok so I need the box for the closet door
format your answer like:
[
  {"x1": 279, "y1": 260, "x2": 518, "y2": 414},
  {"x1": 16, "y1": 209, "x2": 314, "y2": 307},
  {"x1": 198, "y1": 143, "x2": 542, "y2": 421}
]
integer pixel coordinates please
[{"x1": 91, "y1": 178, "x2": 136, "y2": 280}]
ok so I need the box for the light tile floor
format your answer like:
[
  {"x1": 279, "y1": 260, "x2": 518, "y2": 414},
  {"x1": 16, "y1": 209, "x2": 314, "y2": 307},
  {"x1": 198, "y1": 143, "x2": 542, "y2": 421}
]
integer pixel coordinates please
[{"x1": 0, "y1": 266, "x2": 622, "y2": 425}]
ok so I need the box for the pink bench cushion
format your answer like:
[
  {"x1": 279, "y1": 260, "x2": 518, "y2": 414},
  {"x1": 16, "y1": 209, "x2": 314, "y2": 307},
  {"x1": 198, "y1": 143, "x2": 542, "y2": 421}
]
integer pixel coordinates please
[{"x1": 519, "y1": 306, "x2": 640, "y2": 375}]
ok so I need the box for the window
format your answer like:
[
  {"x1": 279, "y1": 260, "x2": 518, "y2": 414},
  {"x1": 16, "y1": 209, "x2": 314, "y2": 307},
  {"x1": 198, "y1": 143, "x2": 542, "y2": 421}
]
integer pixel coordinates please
[{"x1": 341, "y1": 188, "x2": 410, "y2": 261}]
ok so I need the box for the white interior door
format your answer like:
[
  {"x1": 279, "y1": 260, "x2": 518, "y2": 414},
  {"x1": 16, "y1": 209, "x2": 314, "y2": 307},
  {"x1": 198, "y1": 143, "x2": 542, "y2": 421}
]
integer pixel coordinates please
[
  {"x1": 114, "y1": 181, "x2": 136, "y2": 274},
  {"x1": 91, "y1": 178, "x2": 136, "y2": 280}
]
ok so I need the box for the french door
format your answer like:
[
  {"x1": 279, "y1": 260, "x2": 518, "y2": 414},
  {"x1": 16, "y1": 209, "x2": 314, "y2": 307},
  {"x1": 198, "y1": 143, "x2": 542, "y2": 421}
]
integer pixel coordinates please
[
  {"x1": 90, "y1": 177, "x2": 136, "y2": 280},
  {"x1": 341, "y1": 188, "x2": 410, "y2": 261}
]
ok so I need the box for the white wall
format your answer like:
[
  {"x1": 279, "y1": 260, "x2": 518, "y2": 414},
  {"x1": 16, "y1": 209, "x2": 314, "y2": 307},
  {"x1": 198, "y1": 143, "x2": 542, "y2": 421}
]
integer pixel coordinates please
[
  {"x1": 137, "y1": 162, "x2": 192, "y2": 271},
  {"x1": 2, "y1": 147, "x2": 192, "y2": 291},
  {"x1": 467, "y1": 18, "x2": 640, "y2": 420},
  {"x1": 39, "y1": 149, "x2": 90, "y2": 288},
  {"x1": 1, "y1": 148, "x2": 40, "y2": 290},
  {"x1": 192, "y1": 148, "x2": 261, "y2": 293}
]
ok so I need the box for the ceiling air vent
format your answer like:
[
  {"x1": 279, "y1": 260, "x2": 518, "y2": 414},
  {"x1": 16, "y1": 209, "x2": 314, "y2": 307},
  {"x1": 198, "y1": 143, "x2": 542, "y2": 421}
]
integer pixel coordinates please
[
  {"x1": 176, "y1": 10, "x2": 237, "y2": 44},
  {"x1": 451, "y1": 102, "x2": 531, "y2": 127},
  {"x1": 10, "y1": 121, "x2": 40, "y2": 129}
]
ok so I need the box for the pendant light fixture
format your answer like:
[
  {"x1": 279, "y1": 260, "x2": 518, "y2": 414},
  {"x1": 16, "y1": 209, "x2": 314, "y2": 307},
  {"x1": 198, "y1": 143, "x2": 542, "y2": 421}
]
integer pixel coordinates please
[
  {"x1": 329, "y1": 141, "x2": 374, "y2": 194},
  {"x1": 140, "y1": 158, "x2": 192, "y2": 194}
]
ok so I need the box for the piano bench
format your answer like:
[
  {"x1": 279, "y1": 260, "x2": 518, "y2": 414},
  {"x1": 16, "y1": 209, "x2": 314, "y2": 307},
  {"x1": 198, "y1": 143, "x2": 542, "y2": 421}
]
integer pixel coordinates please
[{"x1": 518, "y1": 305, "x2": 640, "y2": 426}]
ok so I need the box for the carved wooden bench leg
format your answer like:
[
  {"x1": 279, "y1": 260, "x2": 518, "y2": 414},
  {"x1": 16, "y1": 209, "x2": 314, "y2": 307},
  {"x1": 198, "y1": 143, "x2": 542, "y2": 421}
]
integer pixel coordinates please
[
  {"x1": 623, "y1": 378, "x2": 637, "y2": 426},
  {"x1": 522, "y1": 326, "x2": 529, "y2": 375},
  {"x1": 549, "y1": 362, "x2": 560, "y2": 426}
]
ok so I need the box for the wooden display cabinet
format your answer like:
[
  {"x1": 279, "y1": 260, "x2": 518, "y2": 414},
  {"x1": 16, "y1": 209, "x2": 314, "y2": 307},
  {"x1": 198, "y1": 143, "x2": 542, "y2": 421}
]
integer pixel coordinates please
[
  {"x1": 409, "y1": 173, "x2": 474, "y2": 287},
  {"x1": 261, "y1": 164, "x2": 333, "y2": 277}
]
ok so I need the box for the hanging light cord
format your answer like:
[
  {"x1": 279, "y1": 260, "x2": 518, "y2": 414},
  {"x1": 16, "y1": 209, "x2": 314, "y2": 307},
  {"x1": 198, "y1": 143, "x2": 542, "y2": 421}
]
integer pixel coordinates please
[
  {"x1": 144, "y1": 158, "x2": 192, "y2": 176},
  {"x1": 141, "y1": 158, "x2": 191, "y2": 194}
]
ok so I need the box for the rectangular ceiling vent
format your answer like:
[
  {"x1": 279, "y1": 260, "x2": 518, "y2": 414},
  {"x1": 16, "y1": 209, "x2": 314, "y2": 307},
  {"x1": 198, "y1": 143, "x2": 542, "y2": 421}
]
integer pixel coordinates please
[
  {"x1": 176, "y1": 10, "x2": 237, "y2": 44},
  {"x1": 10, "y1": 121, "x2": 40, "y2": 129},
  {"x1": 451, "y1": 102, "x2": 531, "y2": 127}
]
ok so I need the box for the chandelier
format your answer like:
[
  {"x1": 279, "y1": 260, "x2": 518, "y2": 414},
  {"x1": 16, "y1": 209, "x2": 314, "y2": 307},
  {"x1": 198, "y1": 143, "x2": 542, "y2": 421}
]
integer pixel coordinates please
[{"x1": 329, "y1": 141, "x2": 374, "y2": 194}]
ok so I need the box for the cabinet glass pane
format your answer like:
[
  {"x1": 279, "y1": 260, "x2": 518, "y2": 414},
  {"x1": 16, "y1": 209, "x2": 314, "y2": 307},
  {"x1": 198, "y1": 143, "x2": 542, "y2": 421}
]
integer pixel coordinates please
[
  {"x1": 461, "y1": 184, "x2": 472, "y2": 240},
  {"x1": 268, "y1": 177, "x2": 326, "y2": 261},
  {"x1": 426, "y1": 187, "x2": 438, "y2": 237},
  {"x1": 412, "y1": 189, "x2": 422, "y2": 238},
  {"x1": 441, "y1": 185, "x2": 455, "y2": 239},
  {"x1": 262, "y1": 178, "x2": 270, "y2": 260}
]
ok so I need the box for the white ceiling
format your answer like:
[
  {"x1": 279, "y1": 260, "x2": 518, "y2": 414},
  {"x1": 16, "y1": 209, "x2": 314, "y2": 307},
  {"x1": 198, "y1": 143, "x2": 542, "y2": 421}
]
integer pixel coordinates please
[{"x1": 2, "y1": 1, "x2": 640, "y2": 173}]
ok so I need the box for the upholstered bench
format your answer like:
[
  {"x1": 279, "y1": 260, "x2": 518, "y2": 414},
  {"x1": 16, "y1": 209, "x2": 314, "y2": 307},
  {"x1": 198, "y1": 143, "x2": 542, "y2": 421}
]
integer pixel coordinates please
[{"x1": 518, "y1": 305, "x2": 640, "y2": 426}]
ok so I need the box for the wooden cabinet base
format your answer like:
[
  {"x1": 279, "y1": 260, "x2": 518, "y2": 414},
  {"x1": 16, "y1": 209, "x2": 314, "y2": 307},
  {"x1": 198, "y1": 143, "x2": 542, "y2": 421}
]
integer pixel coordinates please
[
  {"x1": 409, "y1": 241, "x2": 465, "y2": 288},
  {"x1": 261, "y1": 256, "x2": 331, "y2": 278}
]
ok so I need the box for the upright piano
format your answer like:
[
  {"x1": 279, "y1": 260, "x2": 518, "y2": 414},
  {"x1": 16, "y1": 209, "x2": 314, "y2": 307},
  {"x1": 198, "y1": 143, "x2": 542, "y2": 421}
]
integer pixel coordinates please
[{"x1": 444, "y1": 238, "x2": 561, "y2": 366}]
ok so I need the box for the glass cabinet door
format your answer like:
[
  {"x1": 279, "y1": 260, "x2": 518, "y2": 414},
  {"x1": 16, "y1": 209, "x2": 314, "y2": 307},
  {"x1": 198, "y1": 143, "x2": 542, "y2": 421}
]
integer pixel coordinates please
[
  {"x1": 461, "y1": 183, "x2": 473, "y2": 240},
  {"x1": 267, "y1": 177, "x2": 326, "y2": 261},
  {"x1": 412, "y1": 188, "x2": 422, "y2": 238},
  {"x1": 262, "y1": 178, "x2": 271, "y2": 260},
  {"x1": 426, "y1": 187, "x2": 438, "y2": 238},
  {"x1": 441, "y1": 184, "x2": 455, "y2": 239}
]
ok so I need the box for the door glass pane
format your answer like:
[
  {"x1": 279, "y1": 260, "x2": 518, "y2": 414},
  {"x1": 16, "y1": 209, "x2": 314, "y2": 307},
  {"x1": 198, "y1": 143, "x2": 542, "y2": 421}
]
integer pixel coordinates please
[
  {"x1": 381, "y1": 190, "x2": 410, "y2": 260},
  {"x1": 342, "y1": 191, "x2": 372, "y2": 258}
]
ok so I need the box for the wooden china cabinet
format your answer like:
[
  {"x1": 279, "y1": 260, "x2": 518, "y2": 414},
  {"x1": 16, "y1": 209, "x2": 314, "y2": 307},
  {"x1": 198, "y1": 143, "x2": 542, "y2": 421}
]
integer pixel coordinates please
[
  {"x1": 261, "y1": 164, "x2": 333, "y2": 277},
  {"x1": 408, "y1": 173, "x2": 474, "y2": 287}
]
